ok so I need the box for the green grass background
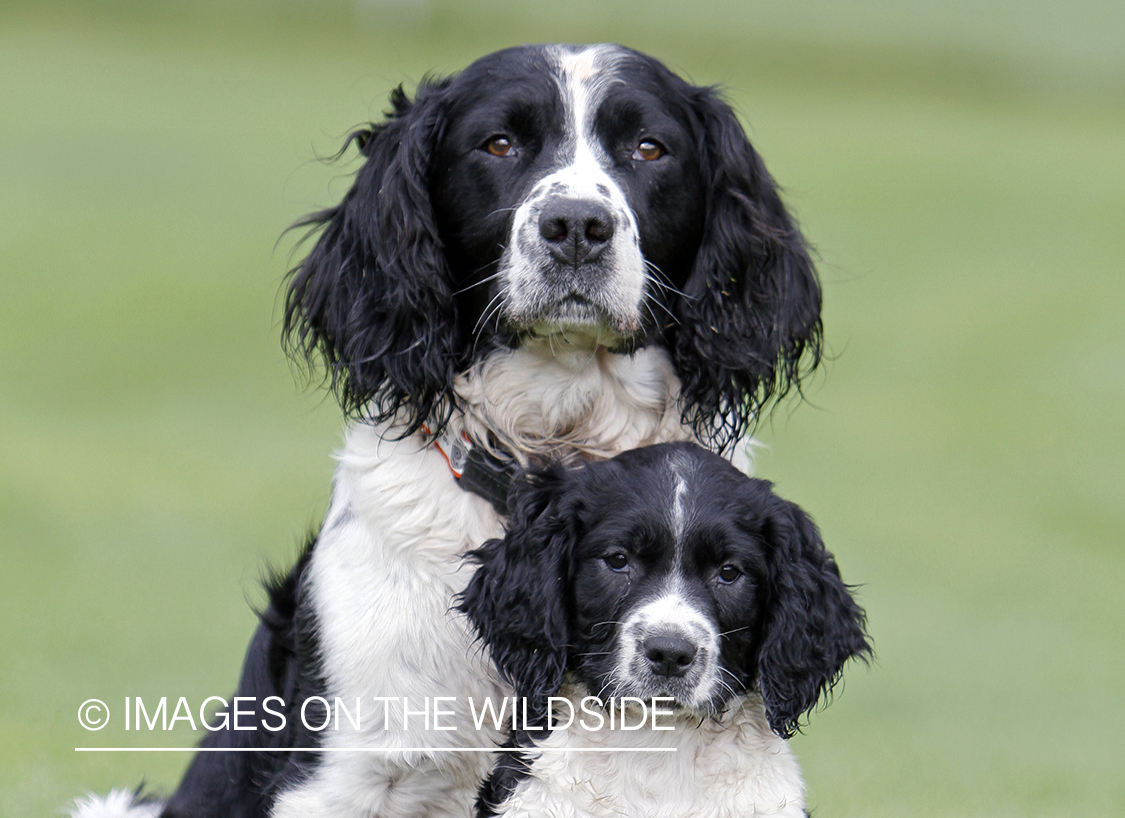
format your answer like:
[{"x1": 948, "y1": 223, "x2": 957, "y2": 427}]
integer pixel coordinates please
[{"x1": 2, "y1": 1, "x2": 1123, "y2": 815}]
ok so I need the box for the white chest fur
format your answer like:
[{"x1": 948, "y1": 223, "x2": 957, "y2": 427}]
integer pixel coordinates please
[
  {"x1": 271, "y1": 426, "x2": 511, "y2": 818},
  {"x1": 455, "y1": 342, "x2": 694, "y2": 462},
  {"x1": 499, "y1": 692, "x2": 805, "y2": 818}
]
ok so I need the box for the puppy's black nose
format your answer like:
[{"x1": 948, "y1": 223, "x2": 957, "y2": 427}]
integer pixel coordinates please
[
  {"x1": 643, "y1": 634, "x2": 697, "y2": 678},
  {"x1": 538, "y1": 198, "x2": 615, "y2": 266}
]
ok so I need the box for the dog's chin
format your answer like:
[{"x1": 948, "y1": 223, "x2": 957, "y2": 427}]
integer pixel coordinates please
[
  {"x1": 598, "y1": 673, "x2": 733, "y2": 719},
  {"x1": 648, "y1": 689, "x2": 728, "y2": 719},
  {"x1": 520, "y1": 296, "x2": 641, "y2": 349}
]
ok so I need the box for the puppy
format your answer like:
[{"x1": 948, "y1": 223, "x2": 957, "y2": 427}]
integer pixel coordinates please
[
  {"x1": 461, "y1": 442, "x2": 871, "y2": 817},
  {"x1": 76, "y1": 43, "x2": 823, "y2": 818}
]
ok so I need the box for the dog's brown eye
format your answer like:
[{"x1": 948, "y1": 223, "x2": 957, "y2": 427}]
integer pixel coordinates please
[
  {"x1": 718, "y1": 565, "x2": 741, "y2": 583},
  {"x1": 485, "y1": 135, "x2": 513, "y2": 157},
  {"x1": 632, "y1": 140, "x2": 663, "y2": 161},
  {"x1": 605, "y1": 553, "x2": 629, "y2": 572}
]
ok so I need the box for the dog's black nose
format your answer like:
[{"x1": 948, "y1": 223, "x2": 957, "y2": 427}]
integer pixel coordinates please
[
  {"x1": 643, "y1": 634, "x2": 697, "y2": 678},
  {"x1": 538, "y1": 198, "x2": 615, "y2": 266}
]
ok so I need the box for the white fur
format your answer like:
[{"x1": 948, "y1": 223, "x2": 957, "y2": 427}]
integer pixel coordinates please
[
  {"x1": 270, "y1": 424, "x2": 507, "y2": 818},
  {"x1": 69, "y1": 790, "x2": 161, "y2": 818},
  {"x1": 495, "y1": 689, "x2": 805, "y2": 818},
  {"x1": 668, "y1": 449, "x2": 695, "y2": 543},
  {"x1": 456, "y1": 342, "x2": 693, "y2": 463}
]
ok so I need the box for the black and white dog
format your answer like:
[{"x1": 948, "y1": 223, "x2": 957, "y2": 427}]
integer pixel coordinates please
[
  {"x1": 460, "y1": 442, "x2": 871, "y2": 817},
  {"x1": 74, "y1": 44, "x2": 822, "y2": 818}
]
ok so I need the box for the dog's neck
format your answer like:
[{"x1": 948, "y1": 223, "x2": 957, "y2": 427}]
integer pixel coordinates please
[
  {"x1": 500, "y1": 682, "x2": 805, "y2": 817},
  {"x1": 452, "y1": 341, "x2": 694, "y2": 465}
]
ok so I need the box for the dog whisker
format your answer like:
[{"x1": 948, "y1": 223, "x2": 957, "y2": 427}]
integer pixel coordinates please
[
  {"x1": 717, "y1": 626, "x2": 751, "y2": 638},
  {"x1": 472, "y1": 290, "x2": 507, "y2": 338},
  {"x1": 452, "y1": 265, "x2": 504, "y2": 296},
  {"x1": 640, "y1": 290, "x2": 677, "y2": 326},
  {"x1": 642, "y1": 259, "x2": 693, "y2": 301}
]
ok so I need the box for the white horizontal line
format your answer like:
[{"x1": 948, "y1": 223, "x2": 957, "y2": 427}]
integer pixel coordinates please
[{"x1": 75, "y1": 747, "x2": 676, "y2": 753}]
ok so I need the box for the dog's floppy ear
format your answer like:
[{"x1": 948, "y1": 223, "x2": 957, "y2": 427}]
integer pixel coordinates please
[
  {"x1": 757, "y1": 496, "x2": 870, "y2": 738},
  {"x1": 674, "y1": 89, "x2": 823, "y2": 452},
  {"x1": 459, "y1": 464, "x2": 577, "y2": 726},
  {"x1": 283, "y1": 80, "x2": 460, "y2": 437}
]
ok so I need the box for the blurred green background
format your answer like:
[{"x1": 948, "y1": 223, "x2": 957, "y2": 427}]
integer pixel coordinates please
[{"x1": 2, "y1": 1, "x2": 1123, "y2": 815}]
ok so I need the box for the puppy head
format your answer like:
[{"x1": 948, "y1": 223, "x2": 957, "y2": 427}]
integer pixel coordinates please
[
  {"x1": 460, "y1": 442, "x2": 870, "y2": 738},
  {"x1": 284, "y1": 45, "x2": 821, "y2": 445}
]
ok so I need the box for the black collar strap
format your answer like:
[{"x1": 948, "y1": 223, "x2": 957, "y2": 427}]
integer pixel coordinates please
[{"x1": 423, "y1": 422, "x2": 518, "y2": 516}]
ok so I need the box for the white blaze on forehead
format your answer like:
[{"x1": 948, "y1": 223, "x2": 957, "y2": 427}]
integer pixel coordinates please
[
  {"x1": 557, "y1": 44, "x2": 607, "y2": 82},
  {"x1": 548, "y1": 45, "x2": 632, "y2": 202},
  {"x1": 553, "y1": 44, "x2": 624, "y2": 159},
  {"x1": 672, "y1": 474, "x2": 689, "y2": 543},
  {"x1": 668, "y1": 450, "x2": 695, "y2": 546}
]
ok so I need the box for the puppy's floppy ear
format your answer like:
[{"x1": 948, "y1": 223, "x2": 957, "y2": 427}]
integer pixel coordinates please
[
  {"x1": 283, "y1": 80, "x2": 460, "y2": 437},
  {"x1": 459, "y1": 464, "x2": 577, "y2": 725},
  {"x1": 674, "y1": 89, "x2": 823, "y2": 452},
  {"x1": 757, "y1": 497, "x2": 870, "y2": 739}
]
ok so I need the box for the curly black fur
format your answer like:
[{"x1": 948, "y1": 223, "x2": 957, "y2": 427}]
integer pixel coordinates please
[
  {"x1": 283, "y1": 80, "x2": 462, "y2": 439},
  {"x1": 673, "y1": 88, "x2": 823, "y2": 452}
]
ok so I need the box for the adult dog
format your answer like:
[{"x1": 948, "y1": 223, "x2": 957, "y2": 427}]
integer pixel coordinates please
[
  {"x1": 460, "y1": 442, "x2": 870, "y2": 817},
  {"x1": 74, "y1": 43, "x2": 822, "y2": 818}
]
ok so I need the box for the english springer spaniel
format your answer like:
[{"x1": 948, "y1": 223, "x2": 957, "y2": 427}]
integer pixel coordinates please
[
  {"x1": 74, "y1": 44, "x2": 823, "y2": 818},
  {"x1": 460, "y1": 442, "x2": 871, "y2": 817}
]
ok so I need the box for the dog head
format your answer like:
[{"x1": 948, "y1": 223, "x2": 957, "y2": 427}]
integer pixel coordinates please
[
  {"x1": 283, "y1": 45, "x2": 821, "y2": 450},
  {"x1": 459, "y1": 441, "x2": 870, "y2": 738}
]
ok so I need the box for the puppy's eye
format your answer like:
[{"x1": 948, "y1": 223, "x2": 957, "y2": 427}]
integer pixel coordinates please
[
  {"x1": 604, "y1": 553, "x2": 629, "y2": 572},
  {"x1": 632, "y1": 139, "x2": 664, "y2": 161},
  {"x1": 717, "y1": 564, "x2": 741, "y2": 584},
  {"x1": 484, "y1": 135, "x2": 514, "y2": 157}
]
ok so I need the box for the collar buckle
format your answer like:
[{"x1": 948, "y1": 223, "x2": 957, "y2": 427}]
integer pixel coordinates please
[{"x1": 423, "y1": 421, "x2": 517, "y2": 515}]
